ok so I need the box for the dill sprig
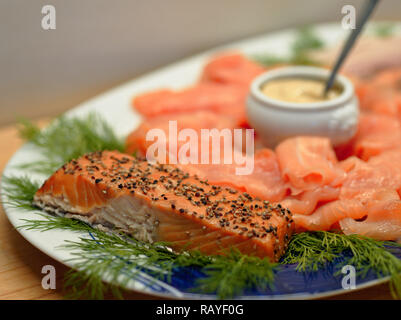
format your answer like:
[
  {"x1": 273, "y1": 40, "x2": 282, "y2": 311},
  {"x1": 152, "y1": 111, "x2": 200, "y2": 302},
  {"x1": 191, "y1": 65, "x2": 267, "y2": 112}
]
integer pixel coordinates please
[
  {"x1": 1, "y1": 175, "x2": 40, "y2": 210},
  {"x1": 18, "y1": 213, "x2": 94, "y2": 233},
  {"x1": 15, "y1": 214, "x2": 131, "y2": 299},
  {"x1": 253, "y1": 26, "x2": 324, "y2": 67},
  {"x1": 61, "y1": 231, "x2": 203, "y2": 299},
  {"x1": 195, "y1": 250, "x2": 276, "y2": 299},
  {"x1": 17, "y1": 113, "x2": 125, "y2": 175},
  {"x1": 282, "y1": 231, "x2": 401, "y2": 298},
  {"x1": 291, "y1": 26, "x2": 324, "y2": 56}
]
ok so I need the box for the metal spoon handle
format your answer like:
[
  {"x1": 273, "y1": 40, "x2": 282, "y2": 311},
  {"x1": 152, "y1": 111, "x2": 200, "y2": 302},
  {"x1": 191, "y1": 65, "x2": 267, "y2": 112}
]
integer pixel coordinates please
[{"x1": 324, "y1": 0, "x2": 380, "y2": 95}]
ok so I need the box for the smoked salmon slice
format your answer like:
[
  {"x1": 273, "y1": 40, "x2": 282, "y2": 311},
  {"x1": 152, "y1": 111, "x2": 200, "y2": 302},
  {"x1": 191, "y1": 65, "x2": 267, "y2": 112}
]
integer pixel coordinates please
[
  {"x1": 352, "y1": 113, "x2": 401, "y2": 161},
  {"x1": 275, "y1": 136, "x2": 346, "y2": 192},
  {"x1": 293, "y1": 199, "x2": 369, "y2": 231},
  {"x1": 339, "y1": 202, "x2": 401, "y2": 241},
  {"x1": 340, "y1": 151, "x2": 401, "y2": 200},
  {"x1": 33, "y1": 151, "x2": 294, "y2": 261},
  {"x1": 294, "y1": 190, "x2": 401, "y2": 234},
  {"x1": 356, "y1": 68, "x2": 401, "y2": 118},
  {"x1": 132, "y1": 83, "x2": 248, "y2": 125},
  {"x1": 125, "y1": 110, "x2": 240, "y2": 160},
  {"x1": 132, "y1": 54, "x2": 265, "y2": 126},
  {"x1": 200, "y1": 53, "x2": 266, "y2": 86},
  {"x1": 280, "y1": 186, "x2": 339, "y2": 216},
  {"x1": 179, "y1": 149, "x2": 289, "y2": 203},
  {"x1": 294, "y1": 149, "x2": 401, "y2": 239}
]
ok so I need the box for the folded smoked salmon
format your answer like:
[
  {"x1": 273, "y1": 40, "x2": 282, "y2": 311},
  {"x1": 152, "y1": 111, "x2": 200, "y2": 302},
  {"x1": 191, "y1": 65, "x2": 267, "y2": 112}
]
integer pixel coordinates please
[{"x1": 33, "y1": 150, "x2": 294, "y2": 261}]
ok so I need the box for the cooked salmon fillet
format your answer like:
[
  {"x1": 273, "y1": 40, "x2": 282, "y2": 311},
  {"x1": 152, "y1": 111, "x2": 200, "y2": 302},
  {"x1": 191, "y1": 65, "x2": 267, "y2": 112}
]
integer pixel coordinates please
[{"x1": 33, "y1": 151, "x2": 294, "y2": 261}]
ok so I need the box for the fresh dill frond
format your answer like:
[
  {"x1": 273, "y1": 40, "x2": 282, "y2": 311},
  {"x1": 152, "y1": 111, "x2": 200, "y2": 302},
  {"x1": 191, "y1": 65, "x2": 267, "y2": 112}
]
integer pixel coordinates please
[
  {"x1": 1, "y1": 175, "x2": 40, "y2": 210},
  {"x1": 17, "y1": 113, "x2": 125, "y2": 175},
  {"x1": 282, "y1": 231, "x2": 401, "y2": 298},
  {"x1": 63, "y1": 259, "x2": 126, "y2": 300},
  {"x1": 195, "y1": 249, "x2": 276, "y2": 299},
  {"x1": 17, "y1": 117, "x2": 41, "y2": 141},
  {"x1": 291, "y1": 26, "x2": 324, "y2": 56},
  {"x1": 253, "y1": 25, "x2": 323, "y2": 67},
  {"x1": 282, "y1": 231, "x2": 340, "y2": 271},
  {"x1": 61, "y1": 229, "x2": 187, "y2": 299},
  {"x1": 18, "y1": 213, "x2": 94, "y2": 233}
]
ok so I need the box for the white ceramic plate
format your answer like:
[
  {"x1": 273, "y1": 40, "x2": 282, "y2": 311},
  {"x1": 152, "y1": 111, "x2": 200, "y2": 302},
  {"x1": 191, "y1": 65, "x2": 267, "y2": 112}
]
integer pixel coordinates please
[{"x1": 2, "y1": 22, "x2": 400, "y2": 299}]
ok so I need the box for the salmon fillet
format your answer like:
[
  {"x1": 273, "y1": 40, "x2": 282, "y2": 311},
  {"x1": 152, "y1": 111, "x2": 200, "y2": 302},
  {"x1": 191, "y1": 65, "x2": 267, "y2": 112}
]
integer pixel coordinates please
[{"x1": 33, "y1": 151, "x2": 294, "y2": 261}]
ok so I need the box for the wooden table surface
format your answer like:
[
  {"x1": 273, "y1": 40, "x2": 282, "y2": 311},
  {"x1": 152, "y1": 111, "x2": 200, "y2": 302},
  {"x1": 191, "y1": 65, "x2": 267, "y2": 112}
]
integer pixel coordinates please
[{"x1": 0, "y1": 121, "x2": 393, "y2": 300}]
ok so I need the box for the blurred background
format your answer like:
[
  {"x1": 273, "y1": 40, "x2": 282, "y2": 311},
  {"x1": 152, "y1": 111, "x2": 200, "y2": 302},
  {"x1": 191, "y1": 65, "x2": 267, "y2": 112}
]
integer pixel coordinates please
[{"x1": 1, "y1": 0, "x2": 400, "y2": 125}]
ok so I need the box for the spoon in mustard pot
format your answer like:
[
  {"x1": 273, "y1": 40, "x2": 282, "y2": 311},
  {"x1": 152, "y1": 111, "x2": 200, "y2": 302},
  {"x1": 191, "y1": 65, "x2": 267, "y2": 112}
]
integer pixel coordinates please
[{"x1": 323, "y1": 0, "x2": 380, "y2": 96}]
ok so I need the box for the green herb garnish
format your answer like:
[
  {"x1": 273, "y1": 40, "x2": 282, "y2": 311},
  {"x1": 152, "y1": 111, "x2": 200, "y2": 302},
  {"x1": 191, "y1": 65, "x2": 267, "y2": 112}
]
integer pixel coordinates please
[
  {"x1": 1, "y1": 175, "x2": 40, "y2": 210},
  {"x1": 253, "y1": 26, "x2": 324, "y2": 67},
  {"x1": 282, "y1": 231, "x2": 401, "y2": 298},
  {"x1": 291, "y1": 26, "x2": 324, "y2": 56},
  {"x1": 17, "y1": 113, "x2": 125, "y2": 175},
  {"x1": 195, "y1": 250, "x2": 276, "y2": 299}
]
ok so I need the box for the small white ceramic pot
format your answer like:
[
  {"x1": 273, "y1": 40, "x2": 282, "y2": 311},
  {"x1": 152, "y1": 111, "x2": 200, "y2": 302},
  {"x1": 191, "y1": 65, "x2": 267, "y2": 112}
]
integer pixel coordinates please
[{"x1": 246, "y1": 66, "x2": 359, "y2": 148}]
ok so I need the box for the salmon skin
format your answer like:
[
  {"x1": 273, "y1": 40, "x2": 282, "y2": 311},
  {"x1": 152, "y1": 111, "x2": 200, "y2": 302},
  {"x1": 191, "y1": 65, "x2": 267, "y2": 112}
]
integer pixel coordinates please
[{"x1": 33, "y1": 151, "x2": 294, "y2": 261}]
